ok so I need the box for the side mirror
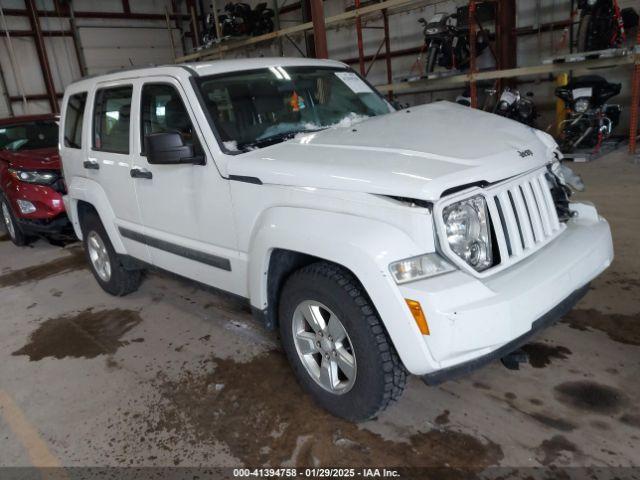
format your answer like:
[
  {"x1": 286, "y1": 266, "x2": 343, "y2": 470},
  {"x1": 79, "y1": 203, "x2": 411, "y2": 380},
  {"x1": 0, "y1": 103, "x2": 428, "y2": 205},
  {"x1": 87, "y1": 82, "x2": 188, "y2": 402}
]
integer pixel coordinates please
[{"x1": 145, "y1": 132, "x2": 204, "y2": 165}]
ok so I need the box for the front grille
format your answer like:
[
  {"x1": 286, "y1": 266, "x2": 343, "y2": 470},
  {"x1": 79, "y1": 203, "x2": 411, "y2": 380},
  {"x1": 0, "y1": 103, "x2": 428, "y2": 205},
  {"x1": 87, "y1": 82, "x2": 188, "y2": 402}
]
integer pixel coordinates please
[{"x1": 486, "y1": 169, "x2": 564, "y2": 269}]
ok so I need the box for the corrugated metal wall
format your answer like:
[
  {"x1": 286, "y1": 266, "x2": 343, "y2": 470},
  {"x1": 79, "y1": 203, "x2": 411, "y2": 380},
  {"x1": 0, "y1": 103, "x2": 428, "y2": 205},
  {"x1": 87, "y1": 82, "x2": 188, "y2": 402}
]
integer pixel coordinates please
[{"x1": 0, "y1": 0, "x2": 183, "y2": 117}]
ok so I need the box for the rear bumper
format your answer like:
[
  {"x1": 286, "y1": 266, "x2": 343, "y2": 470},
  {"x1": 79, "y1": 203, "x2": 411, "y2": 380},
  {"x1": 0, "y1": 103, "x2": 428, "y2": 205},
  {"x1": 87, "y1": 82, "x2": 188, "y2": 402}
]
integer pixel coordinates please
[{"x1": 421, "y1": 283, "x2": 589, "y2": 385}]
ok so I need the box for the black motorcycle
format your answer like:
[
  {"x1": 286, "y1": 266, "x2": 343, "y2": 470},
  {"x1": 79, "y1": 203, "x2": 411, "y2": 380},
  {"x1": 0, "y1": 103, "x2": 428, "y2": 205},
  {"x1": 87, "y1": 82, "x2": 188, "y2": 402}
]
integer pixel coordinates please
[
  {"x1": 418, "y1": 8, "x2": 488, "y2": 74},
  {"x1": 251, "y1": 2, "x2": 275, "y2": 36},
  {"x1": 201, "y1": 2, "x2": 274, "y2": 46},
  {"x1": 576, "y1": 0, "x2": 638, "y2": 52},
  {"x1": 493, "y1": 88, "x2": 538, "y2": 127},
  {"x1": 555, "y1": 75, "x2": 621, "y2": 153}
]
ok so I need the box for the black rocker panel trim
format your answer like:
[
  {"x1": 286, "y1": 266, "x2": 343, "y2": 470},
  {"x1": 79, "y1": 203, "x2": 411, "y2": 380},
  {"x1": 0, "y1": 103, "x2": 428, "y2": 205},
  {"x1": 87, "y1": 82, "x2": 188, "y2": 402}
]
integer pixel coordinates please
[
  {"x1": 228, "y1": 175, "x2": 263, "y2": 185},
  {"x1": 119, "y1": 227, "x2": 231, "y2": 271}
]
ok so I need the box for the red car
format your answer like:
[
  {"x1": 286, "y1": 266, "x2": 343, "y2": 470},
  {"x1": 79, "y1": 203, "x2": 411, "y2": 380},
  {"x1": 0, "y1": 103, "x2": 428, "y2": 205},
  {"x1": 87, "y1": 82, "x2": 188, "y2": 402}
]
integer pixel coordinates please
[{"x1": 0, "y1": 114, "x2": 71, "y2": 245}]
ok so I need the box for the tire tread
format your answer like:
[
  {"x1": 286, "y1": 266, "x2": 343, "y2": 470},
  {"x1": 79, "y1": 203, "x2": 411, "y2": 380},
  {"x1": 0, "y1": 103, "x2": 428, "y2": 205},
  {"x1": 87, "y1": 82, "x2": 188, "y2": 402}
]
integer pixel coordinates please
[{"x1": 290, "y1": 261, "x2": 407, "y2": 419}]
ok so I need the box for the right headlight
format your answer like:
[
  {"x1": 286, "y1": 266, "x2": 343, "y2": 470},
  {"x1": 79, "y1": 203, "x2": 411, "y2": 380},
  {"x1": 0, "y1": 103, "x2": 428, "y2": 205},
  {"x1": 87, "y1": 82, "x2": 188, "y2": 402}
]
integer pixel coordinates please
[
  {"x1": 442, "y1": 195, "x2": 493, "y2": 272},
  {"x1": 574, "y1": 97, "x2": 590, "y2": 113}
]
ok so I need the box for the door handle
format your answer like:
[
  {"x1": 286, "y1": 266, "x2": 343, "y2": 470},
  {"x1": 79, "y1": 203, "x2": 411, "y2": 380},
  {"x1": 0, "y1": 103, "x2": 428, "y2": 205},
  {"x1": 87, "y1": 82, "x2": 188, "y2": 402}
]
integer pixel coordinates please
[
  {"x1": 130, "y1": 168, "x2": 153, "y2": 179},
  {"x1": 83, "y1": 160, "x2": 99, "y2": 170}
]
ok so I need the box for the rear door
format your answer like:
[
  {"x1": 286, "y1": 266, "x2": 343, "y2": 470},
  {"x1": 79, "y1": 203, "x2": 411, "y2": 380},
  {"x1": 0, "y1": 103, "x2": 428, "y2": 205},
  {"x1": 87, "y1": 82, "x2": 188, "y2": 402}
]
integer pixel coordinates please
[{"x1": 88, "y1": 81, "x2": 150, "y2": 262}]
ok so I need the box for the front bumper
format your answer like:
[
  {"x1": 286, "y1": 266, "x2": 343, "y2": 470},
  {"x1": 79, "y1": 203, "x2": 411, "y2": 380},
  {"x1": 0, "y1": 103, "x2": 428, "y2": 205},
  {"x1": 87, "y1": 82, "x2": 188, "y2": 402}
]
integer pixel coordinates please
[
  {"x1": 421, "y1": 284, "x2": 589, "y2": 385},
  {"x1": 16, "y1": 214, "x2": 73, "y2": 237},
  {"x1": 6, "y1": 180, "x2": 65, "y2": 221},
  {"x1": 398, "y1": 202, "x2": 613, "y2": 376}
]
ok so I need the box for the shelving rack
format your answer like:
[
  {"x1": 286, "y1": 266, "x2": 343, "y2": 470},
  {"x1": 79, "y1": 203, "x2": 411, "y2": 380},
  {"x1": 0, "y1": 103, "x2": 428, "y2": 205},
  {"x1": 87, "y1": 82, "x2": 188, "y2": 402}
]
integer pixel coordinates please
[{"x1": 174, "y1": 0, "x2": 640, "y2": 154}]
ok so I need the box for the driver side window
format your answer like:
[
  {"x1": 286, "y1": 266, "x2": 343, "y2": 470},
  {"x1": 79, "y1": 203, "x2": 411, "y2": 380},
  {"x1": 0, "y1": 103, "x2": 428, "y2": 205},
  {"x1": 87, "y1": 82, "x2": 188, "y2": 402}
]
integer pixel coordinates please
[{"x1": 140, "y1": 83, "x2": 198, "y2": 155}]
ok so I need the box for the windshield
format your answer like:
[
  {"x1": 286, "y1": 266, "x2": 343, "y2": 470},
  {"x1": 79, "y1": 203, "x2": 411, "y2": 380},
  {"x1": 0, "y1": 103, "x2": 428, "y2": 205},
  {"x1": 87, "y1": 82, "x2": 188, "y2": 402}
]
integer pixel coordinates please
[
  {"x1": 0, "y1": 121, "x2": 58, "y2": 151},
  {"x1": 195, "y1": 66, "x2": 392, "y2": 152}
]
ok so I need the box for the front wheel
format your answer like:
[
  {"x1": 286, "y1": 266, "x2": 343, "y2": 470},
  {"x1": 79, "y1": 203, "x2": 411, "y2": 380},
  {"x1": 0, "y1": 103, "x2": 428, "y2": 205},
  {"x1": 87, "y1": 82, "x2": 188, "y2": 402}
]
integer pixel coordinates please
[
  {"x1": 0, "y1": 196, "x2": 34, "y2": 246},
  {"x1": 425, "y1": 44, "x2": 438, "y2": 74},
  {"x1": 279, "y1": 262, "x2": 406, "y2": 422}
]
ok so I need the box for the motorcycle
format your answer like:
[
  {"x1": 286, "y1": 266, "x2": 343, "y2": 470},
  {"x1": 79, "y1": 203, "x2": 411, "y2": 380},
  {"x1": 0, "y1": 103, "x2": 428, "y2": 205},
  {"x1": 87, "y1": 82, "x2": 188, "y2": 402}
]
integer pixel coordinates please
[
  {"x1": 251, "y1": 2, "x2": 275, "y2": 36},
  {"x1": 418, "y1": 7, "x2": 488, "y2": 74},
  {"x1": 555, "y1": 75, "x2": 622, "y2": 153},
  {"x1": 576, "y1": 0, "x2": 638, "y2": 52},
  {"x1": 201, "y1": 2, "x2": 274, "y2": 47},
  {"x1": 493, "y1": 88, "x2": 538, "y2": 127}
]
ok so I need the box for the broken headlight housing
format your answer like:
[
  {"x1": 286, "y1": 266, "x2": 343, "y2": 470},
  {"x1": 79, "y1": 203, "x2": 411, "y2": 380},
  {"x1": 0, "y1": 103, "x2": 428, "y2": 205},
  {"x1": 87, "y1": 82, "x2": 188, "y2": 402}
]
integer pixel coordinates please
[{"x1": 442, "y1": 195, "x2": 493, "y2": 272}]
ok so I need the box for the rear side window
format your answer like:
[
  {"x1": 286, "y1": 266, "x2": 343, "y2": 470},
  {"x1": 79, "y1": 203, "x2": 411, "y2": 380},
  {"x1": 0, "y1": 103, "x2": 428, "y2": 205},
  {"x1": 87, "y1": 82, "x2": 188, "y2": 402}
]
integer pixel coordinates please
[
  {"x1": 93, "y1": 86, "x2": 132, "y2": 154},
  {"x1": 64, "y1": 92, "x2": 87, "y2": 149}
]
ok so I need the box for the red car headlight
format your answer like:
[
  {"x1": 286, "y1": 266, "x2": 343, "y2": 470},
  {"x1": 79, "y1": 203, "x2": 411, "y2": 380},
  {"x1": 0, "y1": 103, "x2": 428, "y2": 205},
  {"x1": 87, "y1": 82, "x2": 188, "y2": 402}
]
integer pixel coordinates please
[{"x1": 8, "y1": 169, "x2": 59, "y2": 185}]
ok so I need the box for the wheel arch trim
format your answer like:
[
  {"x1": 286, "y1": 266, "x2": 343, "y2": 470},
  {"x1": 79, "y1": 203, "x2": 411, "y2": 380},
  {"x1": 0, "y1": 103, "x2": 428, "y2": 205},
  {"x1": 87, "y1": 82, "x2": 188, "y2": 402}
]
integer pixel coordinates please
[{"x1": 248, "y1": 206, "x2": 439, "y2": 373}]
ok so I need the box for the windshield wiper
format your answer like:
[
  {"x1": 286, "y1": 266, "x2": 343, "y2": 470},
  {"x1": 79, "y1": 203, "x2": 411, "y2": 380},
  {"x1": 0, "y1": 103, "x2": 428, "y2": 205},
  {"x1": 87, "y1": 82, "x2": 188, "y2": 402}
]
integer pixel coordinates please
[{"x1": 238, "y1": 128, "x2": 324, "y2": 151}]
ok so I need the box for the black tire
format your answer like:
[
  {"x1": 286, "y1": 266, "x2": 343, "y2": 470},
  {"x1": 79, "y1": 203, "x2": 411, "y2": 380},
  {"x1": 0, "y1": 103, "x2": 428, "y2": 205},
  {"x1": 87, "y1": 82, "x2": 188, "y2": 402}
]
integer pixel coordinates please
[
  {"x1": 0, "y1": 194, "x2": 35, "y2": 247},
  {"x1": 577, "y1": 14, "x2": 591, "y2": 52},
  {"x1": 80, "y1": 211, "x2": 142, "y2": 296},
  {"x1": 426, "y1": 45, "x2": 438, "y2": 74},
  {"x1": 279, "y1": 262, "x2": 406, "y2": 422}
]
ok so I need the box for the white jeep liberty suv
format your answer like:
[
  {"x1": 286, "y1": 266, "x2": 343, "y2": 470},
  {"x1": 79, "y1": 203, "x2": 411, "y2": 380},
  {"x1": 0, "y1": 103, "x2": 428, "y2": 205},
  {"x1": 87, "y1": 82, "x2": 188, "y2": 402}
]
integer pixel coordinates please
[{"x1": 59, "y1": 58, "x2": 613, "y2": 421}]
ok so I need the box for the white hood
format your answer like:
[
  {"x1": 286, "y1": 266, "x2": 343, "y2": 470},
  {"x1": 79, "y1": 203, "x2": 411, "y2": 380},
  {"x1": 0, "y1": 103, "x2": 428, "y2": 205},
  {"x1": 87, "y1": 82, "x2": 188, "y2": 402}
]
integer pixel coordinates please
[{"x1": 227, "y1": 101, "x2": 557, "y2": 201}]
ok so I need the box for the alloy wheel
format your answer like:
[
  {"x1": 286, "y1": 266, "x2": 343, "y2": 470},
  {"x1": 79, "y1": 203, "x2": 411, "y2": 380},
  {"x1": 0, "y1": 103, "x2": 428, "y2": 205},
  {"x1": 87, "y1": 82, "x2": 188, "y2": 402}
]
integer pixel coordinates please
[
  {"x1": 87, "y1": 231, "x2": 112, "y2": 282},
  {"x1": 1, "y1": 202, "x2": 16, "y2": 240},
  {"x1": 292, "y1": 300, "x2": 357, "y2": 394}
]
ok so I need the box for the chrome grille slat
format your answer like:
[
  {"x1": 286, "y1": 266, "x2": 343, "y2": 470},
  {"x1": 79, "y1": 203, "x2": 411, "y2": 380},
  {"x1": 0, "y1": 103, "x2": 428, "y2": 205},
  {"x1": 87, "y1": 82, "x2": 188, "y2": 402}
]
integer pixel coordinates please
[
  {"x1": 497, "y1": 190, "x2": 523, "y2": 257},
  {"x1": 530, "y1": 177, "x2": 553, "y2": 237},
  {"x1": 521, "y1": 182, "x2": 544, "y2": 242},
  {"x1": 511, "y1": 186, "x2": 535, "y2": 249}
]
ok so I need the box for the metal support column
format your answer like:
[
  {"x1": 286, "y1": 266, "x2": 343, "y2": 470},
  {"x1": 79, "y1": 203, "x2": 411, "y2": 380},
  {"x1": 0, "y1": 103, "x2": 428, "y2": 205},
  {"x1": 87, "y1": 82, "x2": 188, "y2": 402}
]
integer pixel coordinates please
[
  {"x1": 496, "y1": 0, "x2": 516, "y2": 88},
  {"x1": 355, "y1": 0, "x2": 365, "y2": 75},
  {"x1": 25, "y1": 0, "x2": 58, "y2": 113},
  {"x1": 309, "y1": 0, "x2": 328, "y2": 58},
  {"x1": 468, "y1": 1, "x2": 478, "y2": 108},
  {"x1": 629, "y1": 34, "x2": 640, "y2": 155},
  {"x1": 382, "y1": 9, "x2": 393, "y2": 100}
]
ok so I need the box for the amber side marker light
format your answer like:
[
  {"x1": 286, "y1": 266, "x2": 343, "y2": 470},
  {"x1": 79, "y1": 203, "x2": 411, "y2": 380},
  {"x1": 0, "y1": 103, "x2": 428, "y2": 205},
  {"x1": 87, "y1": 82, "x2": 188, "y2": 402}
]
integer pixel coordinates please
[{"x1": 405, "y1": 299, "x2": 429, "y2": 335}]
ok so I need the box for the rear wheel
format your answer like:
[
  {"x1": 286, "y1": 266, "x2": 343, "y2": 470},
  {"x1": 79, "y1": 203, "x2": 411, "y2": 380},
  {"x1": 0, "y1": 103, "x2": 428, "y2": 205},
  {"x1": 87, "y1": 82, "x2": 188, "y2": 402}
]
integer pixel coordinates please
[
  {"x1": 0, "y1": 196, "x2": 34, "y2": 246},
  {"x1": 279, "y1": 262, "x2": 406, "y2": 422},
  {"x1": 577, "y1": 14, "x2": 591, "y2": 52},
  {"x1": 80, "y1": 211, "x2": 142, "y2": 296}
]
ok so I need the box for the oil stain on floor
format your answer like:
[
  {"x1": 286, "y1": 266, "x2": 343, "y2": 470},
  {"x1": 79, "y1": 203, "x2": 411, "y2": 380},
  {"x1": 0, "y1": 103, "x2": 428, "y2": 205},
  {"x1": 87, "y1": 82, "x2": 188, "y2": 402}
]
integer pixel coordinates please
[
  {"x1": 0, "y1": 247, "x2": 87, "y2": 288},
  {"x1": 554, "y1": 381, "x2": 626, "y2": 416},
  {"x1": 536, "y1": 435, "x2": 580, "y2": 465},
  {"x1": 147, "y1": 351, "x2": 504, "y2": 469},
  {"x1": 12, "y1": 308, "x2": 143, "y2": 361},
  {"x1": 563, "y1": 309, "x2": 640, "y2": 346},
  {"x1": 521, "y1": 342, "x2": 572, "y2": 368}
]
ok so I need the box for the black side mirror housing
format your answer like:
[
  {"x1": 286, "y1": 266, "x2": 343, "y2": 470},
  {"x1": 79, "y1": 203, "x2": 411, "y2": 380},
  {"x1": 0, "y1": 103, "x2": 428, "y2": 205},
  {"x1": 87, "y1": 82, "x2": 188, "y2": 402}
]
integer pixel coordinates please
[{"x1": 145, "y1": 132, "x2": 204, "y2": 165}]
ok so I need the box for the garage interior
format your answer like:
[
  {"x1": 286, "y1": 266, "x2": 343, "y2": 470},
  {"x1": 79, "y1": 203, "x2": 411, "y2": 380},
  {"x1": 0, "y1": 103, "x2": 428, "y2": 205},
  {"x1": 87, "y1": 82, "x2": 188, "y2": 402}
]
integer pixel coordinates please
[{"x1": 1, "y1": 0, "x2": 639, "y2": 476}]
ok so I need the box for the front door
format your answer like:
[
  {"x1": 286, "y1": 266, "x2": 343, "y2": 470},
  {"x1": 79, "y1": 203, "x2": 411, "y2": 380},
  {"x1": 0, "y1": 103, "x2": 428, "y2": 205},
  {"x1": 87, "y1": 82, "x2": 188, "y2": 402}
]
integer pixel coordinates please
[{"x1": 129, "y1": 77, "x2": 241, "y2": 295}]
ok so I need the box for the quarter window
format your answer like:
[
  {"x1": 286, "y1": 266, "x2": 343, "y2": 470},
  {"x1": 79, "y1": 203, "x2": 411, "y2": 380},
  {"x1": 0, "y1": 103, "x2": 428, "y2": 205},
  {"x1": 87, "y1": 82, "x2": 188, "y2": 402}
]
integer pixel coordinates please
[
  {"x1": 64, "y1": 92, "x2": 87, "y2": 149},
  {"x1": 140, "y1": 83, "x2": 196, "y2": 154},
  {"x1": 93, "y1": 86, "x2": 132, "y2": 154}
]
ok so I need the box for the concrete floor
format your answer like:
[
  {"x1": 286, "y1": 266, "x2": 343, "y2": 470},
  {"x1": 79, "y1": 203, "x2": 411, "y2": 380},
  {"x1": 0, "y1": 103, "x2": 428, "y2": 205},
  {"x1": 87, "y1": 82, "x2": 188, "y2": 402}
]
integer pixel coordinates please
[{"x1": 0, "y1": 148, "x2": 639, "y2": 472}]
